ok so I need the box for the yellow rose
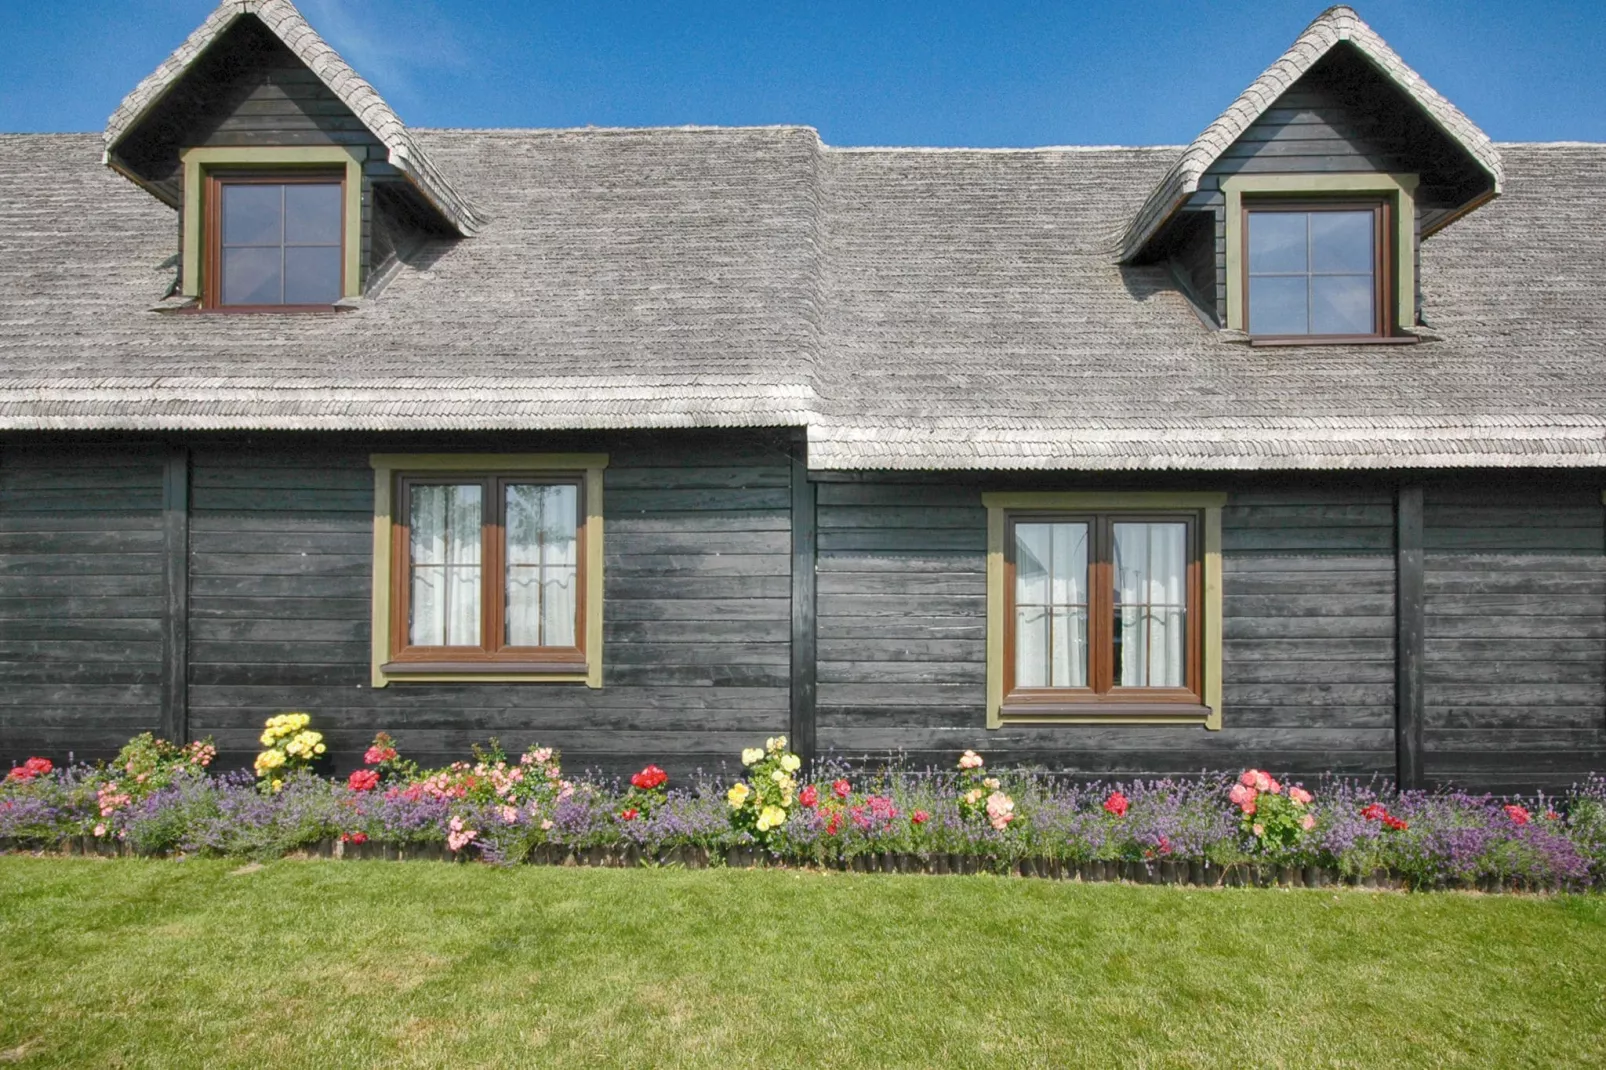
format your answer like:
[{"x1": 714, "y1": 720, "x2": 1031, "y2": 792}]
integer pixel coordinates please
[
  {"x1": 741, "y1": 748, "x2": 764, "y2": 767},
  {"x1": 756, "y1": 806, "x2": 787, "y2": 832},
  {"x1": 726, "y1": 782, "x2": 751, "y2": 808},
  {"x1": 271, "y1": 779, "x2": 283, "y2": 792},
  {"x1": 780, "y1": 754, "x2": 801, "y2": 773},
  {"x1": 771, "y1": 769, "x2": 788, "y2": 784},
  {"x1": 259, "y1": 732, "x2": 275, "y2": 746},
  {"x1": 314, "y1": 743, "x2": 326, "y2": 755}
]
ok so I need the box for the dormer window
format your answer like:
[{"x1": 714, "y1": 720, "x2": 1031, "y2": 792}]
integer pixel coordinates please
[
  {"x1": 208, "y1": 172, "x2": 345, "y2": 308},
  {"x1": 1244, "y1": 200, "x2": 1387, "y2": 339}
]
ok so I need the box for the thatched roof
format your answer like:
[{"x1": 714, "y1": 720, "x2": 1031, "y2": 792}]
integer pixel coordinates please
[{"x1": 1, "y1": 128, "x2": 1603, "y2": 470}]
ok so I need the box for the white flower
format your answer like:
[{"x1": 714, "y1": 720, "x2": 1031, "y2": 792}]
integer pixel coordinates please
[
  {"x1": 741, "y1": 748, "x2": 764, "y2": 766},
  {"x1": 780, "y1": 754, "x2": 801, "y2": 773}
]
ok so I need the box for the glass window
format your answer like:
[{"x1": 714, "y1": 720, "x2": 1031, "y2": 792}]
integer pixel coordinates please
[
  {"x1": 394, "y1": 475, "x2": 584, "y2": 661},
  {"x1": 1007, "y1": 513, "x2": 1199, "y2": 701},
  {"x1": 1014, "y1": 521, "x2": 1089, "y2": 688},
  {"x1": 215, "y1": 178, "x2": 343, "y2": 307},
  {"x1": 1246, "y1": 206, "x2": 1380, "y2": 336}
]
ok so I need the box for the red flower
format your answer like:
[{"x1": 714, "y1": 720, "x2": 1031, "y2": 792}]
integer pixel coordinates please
[
  {"x1": 619, "y1": 808, "x2": 639, "y2": 822},
  {"x1": 1503, "y1": 804, "x2": 1531, "y2": 827},
  {"x1": 799, "y1": 784, "x2": 819, "y2": 809},
  {"x1": 1103, "y1": 791, "x2": 1129, "y2": 818},
  {"x1": 6, "y1": 756, "x2": 53, "y2": 783},
  {"x1": 825, "y1": 812, "x2": 841, "y2": 836},
  {"x1": 832, "y1": 779, "x2": 851, "y2": 800},
  {"x1": 1383, "y1": 815, "x2": 1408, "y2": 831},
  {"x1": 347, "y1": 769, "x2": 380, "y2": 792},
  {"x1": 341, "y1": 831, "x2": 368, "y2": 845},
  {"x1": 1545, "y1": 810, "x2": 1562, "y2": 822},
  {"x1": 1361, "y1": 803, "x2": 1388, "y2": 822},
  {"x1": 911, "y1": 810, "x2": 930, "y2": 825},
  {"x1": 630, "y1": 765, "x2": 668, "y2": 791},
  {"x1": 363, "y1": 746, "x2": 397, "y2": 766}
]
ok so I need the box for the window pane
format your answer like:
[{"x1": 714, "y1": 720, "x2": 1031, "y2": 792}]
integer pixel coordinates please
[
  {"x1": 1310, "y1": 210, "x2": 1374, "y2": 274},
  {"x1": 409, "y1": 484, "x2": 482, "y2": 647},
  {"x1": 222, "y1": 184, "x2": 282, "y2": 246},
  {"x1": 1311, "y1": 275, "x2": 1375, "y2": 335},
  {"x1": 1014, "y1": 521, "x2": 1088, "y2": 688},
  {"x1": 1247, "y1": 211, "x2": 1307, "y2": 275},
  {"x1": 506, "y1": 483, "x2": 579, "y2": 647},
  {"x1": 283, "y1": 184, "x2": 343, "y2": 245},
  {"x1": 221, "y1": 246, "x2": 281, "y2": 306},
  {"x1": 1247, "y1": 275, "x2": 1308, "y2": 335},
  {"x1": 283, "y1": 246, "x2": 342, "y2": 305},
  {"x1": 1113, "y1": 522, "x2": 1187, "y2": 689}
]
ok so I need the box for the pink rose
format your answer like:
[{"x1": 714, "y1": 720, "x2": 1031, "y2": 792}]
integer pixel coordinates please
[
  {"x1": 1253, "y1": 771, "x2": 1272, "y2": 793},
  {"x1": 1239, "y1": 770, "x2": 1259, "y2": 788},
  {"x1": 1228, "y1": 783, "x2": 1257, "y2": 811},
  {"x1": 1301, "y1": 814, "x2": 1316, "y2": 831},
  {"x1": 1251, "y1": 823, "x2": 1265, "y2": 837},
  {"x1": 1289, "y1": 786, "x2": 1313, "y2": 806}
]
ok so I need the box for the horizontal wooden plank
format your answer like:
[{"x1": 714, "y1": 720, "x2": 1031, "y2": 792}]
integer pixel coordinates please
[
  {"x1": 818, "y1": 506, "x2": 985, "y2": 531},
  {"x1": 818, "y1": 616, "x2": 986, "y2": 641},
  {"x1": 605, "y1": 599, "x2": 789, "y2": 622},
  {"x1": 1223, "y1": 616, "x2": 1394, "y2": 640},
  {"x1": 818, "y1": 638, "x2": 983, "y2": 664},
  {"x1": 818, "y1": 530, "x2": 986, "y2": 552},
  {"x1": 817, "y1": 572, "x2": 985, "y2": 597},
  {"x1": 605, "y1": 553, "x2": 787, "y2": 578}
]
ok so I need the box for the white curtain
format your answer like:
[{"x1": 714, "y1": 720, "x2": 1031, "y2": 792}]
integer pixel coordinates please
[
  {"x1": 1113, "y1": 522, "x2": 1186, "y2": 688},
  {"x1": 409, "y1": 484, "x2": 483, "y2": 646},
  {"x1": 1015, "y1": 522, "x2": 1088, "y2": 687},
  {"x1": 505, "y1": 483, "x2": 578, "y2": 647}
]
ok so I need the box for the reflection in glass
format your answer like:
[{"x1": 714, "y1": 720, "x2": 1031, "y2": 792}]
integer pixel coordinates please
[
  {"x1": 1014, "y1": 522, "x2": 1089, "y2": 688},
  {"x1": 1247, "y1": 208, "x2": 1376, "y2": 336},
  {"x1": 1112, "y1": 522, "x2": 1187, "y2": 688},
  {"x1": 218, "y1": 181, "x2": 342, "y2": 305},
  {"x1": 506, "y1": 483, "x2": 579, "y2": 647},
  {"x1": 409, "y1": 484, "x2": 482, "y2": 646}
]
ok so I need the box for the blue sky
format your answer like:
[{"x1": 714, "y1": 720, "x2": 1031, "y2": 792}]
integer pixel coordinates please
[{"x1": 1, "y1": 0, "x2": 1602, "y2": 146}]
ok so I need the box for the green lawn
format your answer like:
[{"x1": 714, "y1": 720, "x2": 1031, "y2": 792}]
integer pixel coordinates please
[{"x1": 0, "y1": 858, "x2": 1602, "y2": 1068}]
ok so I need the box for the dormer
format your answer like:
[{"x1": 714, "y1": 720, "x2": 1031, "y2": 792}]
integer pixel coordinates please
[
  {"x1": 102, "y1": 0, "x2": 481, "y2": 310},
  {"x1": 1121, "y1": 5, "x2": 1502, "y2": 343}
]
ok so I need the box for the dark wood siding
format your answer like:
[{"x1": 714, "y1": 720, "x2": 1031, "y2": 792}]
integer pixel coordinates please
[
  {"x1": 0, "y1": 445, "x2": 167, "y2": 761},
  {"x1": 182, "y1": 431, "x2": 792, "y2": 776},
  {"x1": 1423, "y1": 482, "x2": 1606, "y2": 791},
  {"x1": 815, "y1": 478, "x2": 1399, "y2": 777}
]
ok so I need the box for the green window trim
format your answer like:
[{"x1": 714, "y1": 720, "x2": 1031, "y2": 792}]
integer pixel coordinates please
[
  {"x1": 180, "y1": 146, "x2": 364, "y2": 303},
  {"x1": 369, "y1": 453, "x2": 608, "y2": 688},
  {"x1": 983, "y1": 491, "x2": 1225, "y2": 730},
  {"x1": 1222, "y1": 173, "x2": 1419, "y2": 335}
]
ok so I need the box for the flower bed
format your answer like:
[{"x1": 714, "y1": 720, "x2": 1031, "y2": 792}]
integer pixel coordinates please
[{"x1": 4, "y1": 722, "x2": 1604, "y2": 892}]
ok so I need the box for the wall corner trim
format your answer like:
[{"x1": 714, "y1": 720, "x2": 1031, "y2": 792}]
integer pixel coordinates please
[{"x1": 160, "y1": 447, "x2": 190, "y2": 744}]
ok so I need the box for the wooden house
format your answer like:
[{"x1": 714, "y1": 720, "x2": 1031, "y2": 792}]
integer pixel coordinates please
[{"x1": 2, "y1": 1, "x2": 1603, "y2": 790}]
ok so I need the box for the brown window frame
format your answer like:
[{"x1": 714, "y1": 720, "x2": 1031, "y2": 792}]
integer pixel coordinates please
[
  {"x1": 1001, "y1": 511, "x2": 1205, "y2": 716},
  {"x1": 384, "y1": 472, "x2": 589, "y2": 675},
  {"x1": 1241, "y1": 197, "x2": 1393, "y2": 342},
  {"x1": 203, "y1": 169, "x2": 347, "y2": 312}
]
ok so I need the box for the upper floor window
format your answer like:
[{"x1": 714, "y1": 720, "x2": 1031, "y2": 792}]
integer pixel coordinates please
[
  {"x1": 1244, "y1": 200, "x2": 1388, "y2": 339},
  {"x1": 206, "y1": 172, "x2": 344, "y2": 308}
]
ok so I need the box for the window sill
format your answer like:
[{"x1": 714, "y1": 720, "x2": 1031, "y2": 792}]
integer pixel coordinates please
[
  {"x1": 998, "y1": 701, "x2": 1214, "y2": 726},
  {"x1": 382, "y1": 660, "x2": 590, "y2": 676},
  {"x1": 1249, "y1": 334, "x2": 1419, "y2": 348}
]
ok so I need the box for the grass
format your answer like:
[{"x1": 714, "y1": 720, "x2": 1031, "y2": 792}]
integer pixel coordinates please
[{"x1": 0, "y1": 859, "x2": 1603, "y2": 1068}]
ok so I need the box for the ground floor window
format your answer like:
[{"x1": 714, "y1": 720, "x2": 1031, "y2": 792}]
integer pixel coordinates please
[
  {"x1": 368, "y1": 454, "x2": 607, "y2": 687},
  {"x1": 983, "y1": 493, "x2": 1225, "y2": 728}
]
